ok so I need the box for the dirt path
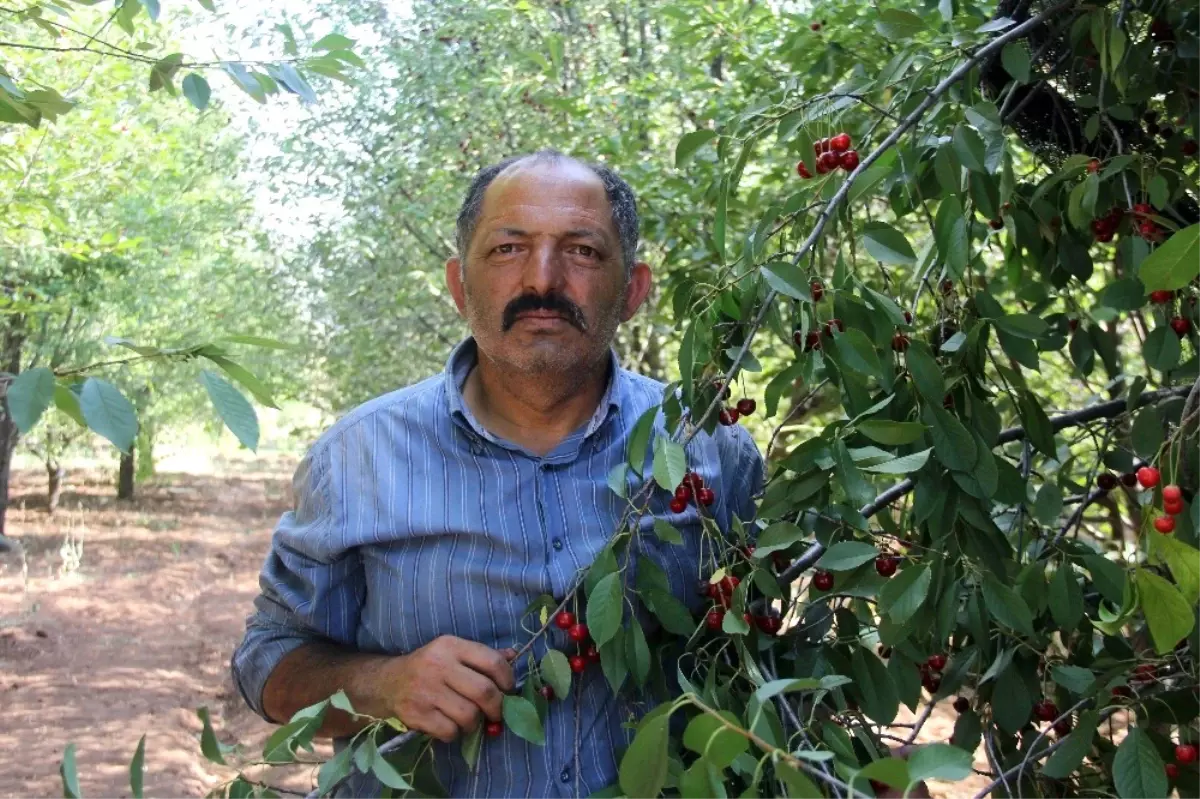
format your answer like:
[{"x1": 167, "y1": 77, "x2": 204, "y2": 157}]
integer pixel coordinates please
[{"x1": 0, "y1": 462, "x2": 986, "y2": 798}]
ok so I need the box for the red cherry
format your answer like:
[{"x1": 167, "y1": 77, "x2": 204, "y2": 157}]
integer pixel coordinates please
[
  {"x1": 668, "y1": 497, "x2": 687, "y2": 513},
  {"x1": 1140, "y1": 219, "x2": 1161, "y2": 240},
  {"x1": 1097, "y1": 472, "x2": 1118, "y2": 491},
  {"x1": 1176, "y1": 744, "x2": 1198, "y2": 764},
  {"x1": 814, "y1": 138, "x2": 827, "y2": 155},
  {"x1": 904, "y1": 310, "x2": 913, "y2": 324},
  {"x1": 926, "y1": 653, "x2": 947, "y2": 671},
  {"x1": 1137, "y1": 466, "x2": 1161, "y2": 488},
  {"x1": 1133, "y1": 203, "x2": 1154, "y2": 217},
  {"x1": 718, "y1": 408, "x2": 739, "y2": 426},
  {"x1": 942, "y1": 394, "x2": 954, "y2": 409},
  {"x1": 922, "y1": 673, "x2": 942, "y2": 693},
  {"x1": 875, "y1": 556, "x2": 898, "y2": 577},
  {"x1": 891, "y1": 333, "x2": 910, "y2": 352},
  {"x1": 705, "y1": 609, "x2": 725, "y2": 630},
  {"x1": 810, "y1": 280, "x2": 824, "y2": 301},
  {"x1": 839, "y1": 149, "x2": 860, "y2": 171},
  {"x1": 736, "y1": 398, "x2": 756, "y2": 416},
  {"x1": 817, "y1": 151, "x2": 840, "y2": 173},
  {"x1": 705, "y1": 582, "x2": 719, "y2": 599},
  {"x1": 1121, "y1": 472, "x2": 1139, "y2": 487},
  {"x1": 953, "y1": 696, "x2": 970, "y2": 713},
  {"x1": 829, "y1": 133, "x2": 851, "y2": 152},
  {"x1": 758, "y1": 616, "x2": 782, "y2": 635},
  {"x1": 813, "y1": 570, "x2": 834, "y2": 591},
  {"x1": 1087, "y1": 159, "x2": 1100, "y2": 173},
  {"x1": 712, "y1": 380, "x2": 730, "y2": 400},
  {"x1": 684, "y1": 471, "x2": 704, "y2": 491},
  {"x1": 485, "y1": 720, "x2": 504, "y2": 737},
  {"x1": 718, "y1": 575, "x2": 740, "y2": 596},
  {"x1": 1034, "y1": 699, "x2": 1059, "y2": 721},
  {"x1": 1164, "y1": 485, "x2": 1183, "y2": 502},
  {"x1": 804, "y1": 331, "x2": 821, "y2": 351},
  {"x1": 569, "y1": 655, "x2": 587, "y2": 673},
  {"x1": 989, "y1": 218, "x2": 1004, "y2": 230},
  {"x1": 1171, "y1": 317, "x2": 1192, "y2": 337},
  {"x1": 824, "y1": 318, "x2": 844, "y2": 335},
  {"x1": 1112, "y1": 685, "x2": 1133, "y2": 699},
  {"x1": 1165, "y1": 498, "x2": 1185, "y2": 516},
  {"x1": 584, "y1": 644, "x2": 600, "y2": 663},
  {"x1": 1166, "y1": 763, "x2": 1180, "y2": 780},
  {"x1": 1184, "y1": 140, "x2": 1199, "y2": 156},
  {"x1": 771, "y1": 552, "x2": 791, "y2": 571},
  {"x1": 675, "y1": 485, "x2": 693, "y2": 502},
  {"x1": 1068, "y1": 318, "x2": 1079, "y2": 332},
  {"x1": 796, "y1": 160, "x2": 813, "y2": 179},
  {"x1": 940, "y1": 278, "x2": 954, "y2": 295},
  {"x1": 567, "y1": 623, "x2": 590, "y2": 643},
  {"x1": 1132, "y1": 663, "x2": 1157, "y2": 684},
  {"x1": 697, "y1": 487, "x2": 715, "y2": 506},
  {"x1": 1155, "y1": 515, "x2": 1176, "y2": 534},
  {"x1": 1053, "y1": 719, "x2": 1072, "y2": 736},
  {"x1": 1095, "y1": 230, "x2": 1114, "y2": 243},
  {"x1": 810, "y1": 21, "x2": 821, "y2": 30},
  {"x1": 539, "y1": 684, "x2": 555, "y2": 700},
  {"x1": 554, "y1": 611, "x2": 576, "y2": 630}
]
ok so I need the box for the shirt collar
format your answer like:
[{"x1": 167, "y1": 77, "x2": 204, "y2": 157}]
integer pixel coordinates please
[{"x1": 443, "y1": 336, "x2": 625, "y2": 444}]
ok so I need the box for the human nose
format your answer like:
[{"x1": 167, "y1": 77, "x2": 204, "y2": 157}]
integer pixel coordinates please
[{"x1": 521, "y1": 240, "x2": 567, "y2": 296}]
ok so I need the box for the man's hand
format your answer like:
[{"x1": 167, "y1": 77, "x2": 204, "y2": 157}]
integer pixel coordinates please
[{"x1": 371, "y1": 635, "x2": 517, "y2": 743}]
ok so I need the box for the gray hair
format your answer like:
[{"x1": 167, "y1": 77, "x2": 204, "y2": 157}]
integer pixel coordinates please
[{"x1": 454, "y1": 150, "x2": 640, "y2": 275}]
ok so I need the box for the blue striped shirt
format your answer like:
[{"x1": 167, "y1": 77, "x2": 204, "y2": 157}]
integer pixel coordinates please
[{"x1": 231, "y1": 337, "x2": 764, "y2": 797}]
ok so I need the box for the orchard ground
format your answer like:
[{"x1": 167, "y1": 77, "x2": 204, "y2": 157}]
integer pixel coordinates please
[{"x1": 2, "y1": 443, "x2": 1001, "y2": 798}]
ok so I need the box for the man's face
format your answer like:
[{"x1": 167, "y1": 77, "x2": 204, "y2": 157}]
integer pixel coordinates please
[{"x1": 446, "y1": 160, "x2": 651, "y2": 376}]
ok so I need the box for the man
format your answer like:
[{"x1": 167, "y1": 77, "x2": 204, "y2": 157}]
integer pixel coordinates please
[{"x1": 231, "y1": 150, "x2": 764, "y2": 797}]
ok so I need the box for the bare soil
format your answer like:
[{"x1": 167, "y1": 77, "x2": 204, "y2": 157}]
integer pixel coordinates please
[{"x1": 0, "y1": 462, "x2": 987, "y2": 798}]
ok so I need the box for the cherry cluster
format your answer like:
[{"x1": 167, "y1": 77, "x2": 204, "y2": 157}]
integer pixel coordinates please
[
  {"x1": 553, "y1": 610, "x2": 599, "y2": 674},
  {"x1": 795, "y1": 132, "x2": 860, "y2": 178},
  {"x1": 1148, "y1": 290, "x2": 1194, "y2": 338},
  {"x1": 701, "y1": 561, "x2": 784, "y2": 636},
  {"x1": 670, "y1": 470, "x2": 714, "y2": 513}
]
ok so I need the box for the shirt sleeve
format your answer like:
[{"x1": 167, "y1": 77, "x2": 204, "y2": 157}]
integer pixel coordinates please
[
  {"x1": 230, "y1": 442, "x2": 365, "y2": 723},
  {"x1": 722, "y1": 425, "x2": 766, "y2": 526}
]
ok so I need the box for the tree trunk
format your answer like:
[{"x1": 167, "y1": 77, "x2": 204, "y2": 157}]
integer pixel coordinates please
[
  {"x1": 117, "y1": 449, "x2": 135, "y2": 501},
  {"x1": 46, "y1": 459, "x2": 64, "y2": 514},
  {"x1": 136, "y1": 422, "x2": 155, "y2": 481}
]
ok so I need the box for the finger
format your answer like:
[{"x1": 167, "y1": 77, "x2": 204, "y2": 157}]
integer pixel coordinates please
[
  {"x1": 415, "y1": 709, "x2": 460, "y2": 744},
  {"x1": 447, "y1": 665, "x2": 506, "y2": 721},
  {"x1": 500, "y1": 647, "x2": 518, "y2": 661},
  {"x1": 452, "y1": 639, "x2": 516, "y2": 692},
  {"x1": 439, "y1": 689, "x2": 484, "y2": 735}
]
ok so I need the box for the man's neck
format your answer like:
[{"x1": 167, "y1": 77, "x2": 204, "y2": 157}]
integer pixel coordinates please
[{"x1": 462, "y1": 352, "x2": 611, "y2": 457}]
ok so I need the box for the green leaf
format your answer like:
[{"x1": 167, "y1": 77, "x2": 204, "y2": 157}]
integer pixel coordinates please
[
  {"x1": 834, "y1": 328, "x2": 885, "y2": 382},
  {"x1": 626, "y1": 406, "x2": 657, "y2": 477},
  {"x1": 862, "y1": 448, "x2": 932, "y2": 474},
  {"x1": 200, "y1": 371, "x2": 259, "y2": 451},
  {"x1": 1144, "y1": 326, "x2": 1181, "y2": 373},
  {"x1": 753, "y1": 521, "x2": 806, "y2": 555},
  {"x1": 1139, "y1": 223, "x2": 1199, "y2": 292},
  {"x1": 981, "y1": 573, "x2": 1035, "y2": 636},
  {"x1": 540, "y1": 650, "x2": 572, "y2": 700},
  {"x1": 816, "y1": 541, "x2": 879, "y2": 572},
  {"x1": 197, "y1": 706, "x2": 227, "y2": 765},
  {"x1": 857, "y1": 757, "x2": 910, "y2": 790},
  {"x1": 861, "y1": 222, "x2": 916, "y2": 265},
  {"x1": 683, "y1": 711, "x2": 748, "y2": 768},
  {"x1": 714, "y1": 176, "x2": 727, "y2": 264},
  {"x1": 81, "y1": 378, "x2": 137, "y2": 453},
  {"x1": 993, "y1": 313, "x2": 1048, "y2": 340},
  {"x1": 879, "y1": 564, "x2": 931, "y2": 625},
  {"x1": 1001, "y1": 42, "x2": 1031, "y2": 82},
  {"x1": 606, "y1": 463, "x2": 628, "y2": 498},
  {"x1": 857, "y1": 420, "x2": 927, "y2": 445},
  {"x1": 1130, "y1": 405, "x2": 1162, "y2": 460},
  {"x1": 1048, "y1": 565, "x2": 1084, "y2": 631},
  {"x1": 202, "y1": 354, "x2": 279, "y2": 409},
  {"x1": 834, "y1": 438, "x2": 874, "y2": 508},
  {"x1": 1113, "y1": 728, "x2": 1168, "y2": 799},
  {"x1": 905, "y1": 343, "x2": 944, "y2": 404},
  {"x1": 587, "y1": 573, "x2": 625, "y2": 648},
  {"x1": 651, "y1": 519, "x2": 684, "y2": 546},
  {"x1": 906, "y1": 743, "x2": 974, "y2": 782},
  {"x1": 1135, "y1": 569, "x2": 1196, "y2": 655},
  {"x1": 313, "y1": 33, "x2": 355, "y2": 51},
  {"x1": 221, "y1": 334, "x2": 297, "y2": 350},
  {"x1": 643, "y1": 588, "x2": 696, "y2": 637},
  {"x1": 652, "y1": 435, "x2": 687, "y2": 492},
  {"x1": 1018, "y1": 390, "x2": 1056, "y2": 458},
  {"x1": 994, "y1": 663, "x2": 1032, "y2": 733},
  {"x1": 1085, "y1": 555, "x2": 1127, "y2": 605},
  {"x1": 1100, "y1": 277, "x2": 1147, "y2": 311},
  {"x1": 1033, "y1": 482, "x2": 1063, "y2": 525},
  {"x1": 619, "y1": 713, "x2": 670, "y2": 797},
  {"x1": 861, "y1": 286, "x2": 908, "y2": 327},
  {"x1": 676, "y1": 130, "x2": 718, "y2": 168},
  {"x1": 876, "y1": 8, "x2": 926, "y2": 38},
  {"x1": 501, "y1": 695, "x2": 545, "y2": 745},
  {"x1": 6, "y1": 366, "x2": 54, "y2": 433},
  {"x1": 1042, "y1": 710, "x2": 1100, "y2": 779},
  {"x1": 1150, "y1": 533, "x2": 1200, "y2": 604},
  {"x1": 372, "y1": 752, "x2": 413, "y2": 790},
  {"x1": 776, "y1": 762, "x2": 822, "y2": 798},
  {"x1": 924, "y1": 405, "x2": 977, "y2": 472},
  {"x1": 181, "y1": 73, "x2": 211, "y2": 110},
  {"x1": 60, "y1": 743, "x2": 80, "y2": 799},
  {"x1": 1051, "y1": 664, "x2": 1095, "y2": 694},
  {"x1": 54, "y1": 384, "x2": 86, "y2": 427},
  {"x1": 935, "y1": 196, "x2": 969, "y2": 275},
  {"x1": 317, "y1": 746, "x2": 352, "y2": 797},
  {"x1": 627, "y1": 622, "x2": 651, "y2": 687},
  {"x1": 851, "y1": 647, "x2": 899, "y2": 724},
  {"x1": 599, "y1": 631, "x2": 627, "y2": 694},
  {"x1": 952, "y1": 125, "x2": 987, "y2": 173},
  {"x1": 761, "y1": 260, "x2": 811, "y2": 301},
  {"x1": 129, "y1": 734, "x2": 145, "y2": 799}
]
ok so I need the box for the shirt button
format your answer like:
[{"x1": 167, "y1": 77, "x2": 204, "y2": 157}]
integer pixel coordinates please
[
  {"x1": 560, "y1": 767, "x2": 572, "y2": 783},
  {"x1": 552, "y1": 538, "x2": 564, "y2": 551}
]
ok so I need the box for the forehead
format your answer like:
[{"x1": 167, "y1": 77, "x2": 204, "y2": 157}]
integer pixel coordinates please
[{"x1": 477, "y1": 160, "x2": 615, "y2": 236}]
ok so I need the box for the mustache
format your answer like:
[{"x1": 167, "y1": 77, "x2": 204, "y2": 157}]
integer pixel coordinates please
[{"x1": 501, "y1": 292, "x2": 587, "y2": 332}]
